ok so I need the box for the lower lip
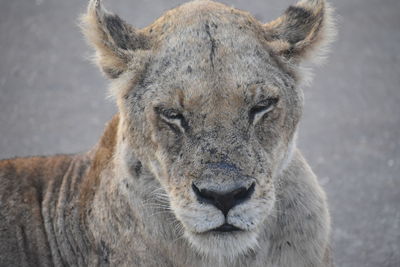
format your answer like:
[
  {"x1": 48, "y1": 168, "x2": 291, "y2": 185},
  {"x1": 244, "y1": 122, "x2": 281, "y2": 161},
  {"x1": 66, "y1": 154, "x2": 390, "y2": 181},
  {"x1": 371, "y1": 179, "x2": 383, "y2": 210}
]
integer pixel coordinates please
[{"x1": 211, "y1": 224, "x2": 242, "y2": 232}]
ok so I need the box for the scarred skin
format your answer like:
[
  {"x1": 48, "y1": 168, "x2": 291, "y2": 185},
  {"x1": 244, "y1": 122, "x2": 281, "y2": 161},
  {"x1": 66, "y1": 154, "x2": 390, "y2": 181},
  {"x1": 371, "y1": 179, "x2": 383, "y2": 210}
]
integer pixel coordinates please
[{"x1": 0, "y1": 0, "x2": 335, "y2": 266}]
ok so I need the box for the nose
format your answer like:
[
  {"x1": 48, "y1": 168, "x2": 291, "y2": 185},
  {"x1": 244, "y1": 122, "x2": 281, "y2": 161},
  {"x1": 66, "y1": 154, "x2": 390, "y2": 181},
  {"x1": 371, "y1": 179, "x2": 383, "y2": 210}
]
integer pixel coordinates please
[{"x1": 192, "y1": 183, "x2": 255, "y2": 216}]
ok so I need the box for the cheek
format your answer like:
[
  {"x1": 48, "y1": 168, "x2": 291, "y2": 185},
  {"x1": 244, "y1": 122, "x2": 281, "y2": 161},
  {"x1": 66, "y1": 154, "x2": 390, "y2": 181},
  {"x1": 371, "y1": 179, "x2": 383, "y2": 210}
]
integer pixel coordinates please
[
  {"x1": 256, "y1": 178, "x2": 274, "y2": 197},
  {"x1": 253, "y1": 109, "x2": 284, "y2": 147},
  {"x1": 165, "y1": 159, "x2": 193, "y2": 191},
  {"x1": 160, "y1": 133, "x2": 183, "y2": 157},
  {"x1": 149, "y1": 117, "x2": 184, "y2": 161},
  {"x1": 167, "y1": 178, "x2": 196, "y2": 213}
]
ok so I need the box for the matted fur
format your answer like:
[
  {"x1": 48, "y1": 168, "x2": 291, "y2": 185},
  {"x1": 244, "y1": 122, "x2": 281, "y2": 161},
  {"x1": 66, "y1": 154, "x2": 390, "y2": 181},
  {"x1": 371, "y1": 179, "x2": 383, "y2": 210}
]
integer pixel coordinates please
[{"x1": 0, "y1": 0, "x2": 335, "y2": 266}]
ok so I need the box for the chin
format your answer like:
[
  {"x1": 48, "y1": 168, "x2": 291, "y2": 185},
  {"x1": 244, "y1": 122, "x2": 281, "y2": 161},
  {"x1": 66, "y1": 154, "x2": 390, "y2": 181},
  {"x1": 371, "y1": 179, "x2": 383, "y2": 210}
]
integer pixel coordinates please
[{"x1": 185, "y1": 229, "x2": 260, "y2": 262}]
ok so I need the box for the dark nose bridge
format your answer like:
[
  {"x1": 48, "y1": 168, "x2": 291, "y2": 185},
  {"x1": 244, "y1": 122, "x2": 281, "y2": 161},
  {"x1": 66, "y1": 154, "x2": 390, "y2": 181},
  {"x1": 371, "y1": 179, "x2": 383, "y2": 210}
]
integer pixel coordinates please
[
  {"x1": 201, "y1": 162, "x2": 245, "y2": 189},
  {"x1": 207, "y1": 162, "x2": 241, "y2": 175}
]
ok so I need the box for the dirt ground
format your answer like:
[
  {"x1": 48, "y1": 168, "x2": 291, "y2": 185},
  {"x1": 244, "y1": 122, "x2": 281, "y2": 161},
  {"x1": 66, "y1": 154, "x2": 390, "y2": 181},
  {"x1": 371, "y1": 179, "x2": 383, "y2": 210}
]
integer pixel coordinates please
[{"x1": 0, "y1": 0, "x2": 399, "y2": 266}]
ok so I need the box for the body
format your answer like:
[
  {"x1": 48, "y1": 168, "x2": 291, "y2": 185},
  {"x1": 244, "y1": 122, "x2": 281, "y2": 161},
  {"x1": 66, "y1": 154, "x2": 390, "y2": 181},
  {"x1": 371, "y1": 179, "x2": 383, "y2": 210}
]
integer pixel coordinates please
[
  {"x1": 0, "y1": 116, "x2": 331, "y2": 266},
  {"x1": 0, "y1": 0, "x2": 335, "y2": 266}
]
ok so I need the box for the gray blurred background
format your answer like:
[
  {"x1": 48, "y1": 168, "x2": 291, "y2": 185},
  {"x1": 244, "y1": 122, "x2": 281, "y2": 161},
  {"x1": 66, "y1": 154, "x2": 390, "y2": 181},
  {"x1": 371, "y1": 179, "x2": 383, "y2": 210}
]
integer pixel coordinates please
[{"x1": 0, "y1": 0, "x2": 399, "y2": 266}]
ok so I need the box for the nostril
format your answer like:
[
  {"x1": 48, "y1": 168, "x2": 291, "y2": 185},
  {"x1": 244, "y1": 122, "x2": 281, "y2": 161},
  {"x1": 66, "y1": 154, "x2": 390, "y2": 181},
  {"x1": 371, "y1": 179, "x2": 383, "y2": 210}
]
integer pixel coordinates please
[
  {"x1": 192, "y1": 183, "x2": 216, "y2": 202},
  {"x1": 192, "y1": 183, "x2": 201, "y2": 198},
  {"x1": 233, "y1": 182, "x2": 255, "y2": 203}
]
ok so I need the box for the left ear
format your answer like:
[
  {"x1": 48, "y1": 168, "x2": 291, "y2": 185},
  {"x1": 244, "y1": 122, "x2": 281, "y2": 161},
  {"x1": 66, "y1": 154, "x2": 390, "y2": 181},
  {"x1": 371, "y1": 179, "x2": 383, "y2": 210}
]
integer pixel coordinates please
[
  {"x1": 264, "y1": 0, "x2": 335, "y2": 63},
  {"x1": 80, "y1": 0, "x2": 151, "y2": 79}
]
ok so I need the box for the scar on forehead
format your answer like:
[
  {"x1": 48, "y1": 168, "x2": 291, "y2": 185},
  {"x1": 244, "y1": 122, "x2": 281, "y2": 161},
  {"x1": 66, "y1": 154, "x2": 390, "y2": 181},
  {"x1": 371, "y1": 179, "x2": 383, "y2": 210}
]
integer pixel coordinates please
[{"x1": 176, "y1": 89, "x2": 185, "y2": 108}]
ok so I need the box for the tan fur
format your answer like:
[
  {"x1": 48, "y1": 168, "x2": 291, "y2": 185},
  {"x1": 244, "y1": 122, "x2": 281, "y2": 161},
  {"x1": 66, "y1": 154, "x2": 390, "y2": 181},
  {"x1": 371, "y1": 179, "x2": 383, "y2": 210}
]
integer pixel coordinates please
[{"x1": 0, "y1": 0, "x2": 335, "y2": 266}]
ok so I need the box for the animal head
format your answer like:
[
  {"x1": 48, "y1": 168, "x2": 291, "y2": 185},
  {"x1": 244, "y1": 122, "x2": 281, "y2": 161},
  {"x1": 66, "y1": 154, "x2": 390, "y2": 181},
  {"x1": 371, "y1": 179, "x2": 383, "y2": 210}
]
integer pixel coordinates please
[{"x1": 82, "y1": 0, "x2": 334, "y2": 260}]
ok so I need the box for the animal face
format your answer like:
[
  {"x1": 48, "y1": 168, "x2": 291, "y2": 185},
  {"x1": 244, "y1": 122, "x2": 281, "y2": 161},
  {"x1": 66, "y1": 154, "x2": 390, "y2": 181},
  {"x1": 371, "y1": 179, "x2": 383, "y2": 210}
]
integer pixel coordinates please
[{"x1": 82, "y1": 0, "x2": 334, "y2": 260}]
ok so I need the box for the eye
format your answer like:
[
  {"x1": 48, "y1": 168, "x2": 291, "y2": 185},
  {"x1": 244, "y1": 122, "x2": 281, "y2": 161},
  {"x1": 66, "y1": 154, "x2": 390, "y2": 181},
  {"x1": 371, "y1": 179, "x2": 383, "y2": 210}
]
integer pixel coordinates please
[
  {"x1": 249, "y1": 98, "x2": 279, "y2": 124},
  {"x1": 154, "y1": 106, "x2": 188, "y2": 133}
]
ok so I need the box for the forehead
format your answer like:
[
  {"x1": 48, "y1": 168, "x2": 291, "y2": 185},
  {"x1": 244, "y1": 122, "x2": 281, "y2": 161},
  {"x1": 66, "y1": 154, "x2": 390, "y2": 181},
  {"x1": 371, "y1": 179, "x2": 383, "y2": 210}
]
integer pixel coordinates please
[{"x1": 141, "y1": 1, "x2": 292, "y2": 106}]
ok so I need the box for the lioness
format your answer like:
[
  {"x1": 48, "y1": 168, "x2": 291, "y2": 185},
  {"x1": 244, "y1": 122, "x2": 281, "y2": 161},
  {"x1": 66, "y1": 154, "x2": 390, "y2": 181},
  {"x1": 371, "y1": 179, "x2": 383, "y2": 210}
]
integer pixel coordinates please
[{"x1": 0, "y1": 0, "x2": 335, "y2": 266}]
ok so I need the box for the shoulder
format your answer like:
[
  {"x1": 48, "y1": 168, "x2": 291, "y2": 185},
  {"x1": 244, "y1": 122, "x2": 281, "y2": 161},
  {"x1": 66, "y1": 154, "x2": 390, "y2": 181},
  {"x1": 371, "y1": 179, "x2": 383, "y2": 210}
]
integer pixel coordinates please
[
  {"x1": 0, "y1": 155, "x2": 75, "y2": 196},
  {"x1": 0, "y1": 155, "x2": 77, "y2": 266},
  {"x1": 267, "y1": 149, "x2": 331, "y2": 267},
  {"x1": 278, "y1": 149, "x2": 323, "y2": 193},
  {"x1": 275, "y1": 149, "x2": 329, "y2": 219},
  {"x1": 0, "y1": 154, "x2": 77, "y2": 221}
]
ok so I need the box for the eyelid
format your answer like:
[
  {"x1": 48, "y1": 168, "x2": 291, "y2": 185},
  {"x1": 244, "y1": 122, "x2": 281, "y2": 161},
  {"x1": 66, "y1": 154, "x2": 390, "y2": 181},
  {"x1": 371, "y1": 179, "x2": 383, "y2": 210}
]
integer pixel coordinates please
[
  {"x1": 154, "y1": 106, "x2": 180, "y2": 118},
  {"x1": 154, "y1": 106, "x2": 188, "y2": 132},
  {"x1": 256, "y1": 97, "x2": 279, "y2": 107},
  {"x1": 249, "y1": 97, "x2": 279, "y2": 123},
  {"x1": 161, "y1": 110, "x2": 182, "y2": 120}
]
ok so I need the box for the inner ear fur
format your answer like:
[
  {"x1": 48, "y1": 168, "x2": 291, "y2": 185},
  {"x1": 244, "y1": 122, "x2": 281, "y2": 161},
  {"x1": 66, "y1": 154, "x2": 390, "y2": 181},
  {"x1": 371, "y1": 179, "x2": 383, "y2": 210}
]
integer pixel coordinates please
[
  {"x1": 264, "y1": 0, "x2": 336, "y2": 63},
  {"x1": 81, "y1": 0, "x2": 151, "y2": 79}
]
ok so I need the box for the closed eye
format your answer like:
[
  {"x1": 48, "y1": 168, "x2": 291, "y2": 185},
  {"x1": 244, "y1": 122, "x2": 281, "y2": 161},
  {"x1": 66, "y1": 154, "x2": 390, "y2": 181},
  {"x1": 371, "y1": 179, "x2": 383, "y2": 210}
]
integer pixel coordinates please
[
  {"x1": 249, "y1": 98, "x2": 279, "y2": 124},
  {"x1": 154, "y1": 106, "x2": 188, "y2": 133}
]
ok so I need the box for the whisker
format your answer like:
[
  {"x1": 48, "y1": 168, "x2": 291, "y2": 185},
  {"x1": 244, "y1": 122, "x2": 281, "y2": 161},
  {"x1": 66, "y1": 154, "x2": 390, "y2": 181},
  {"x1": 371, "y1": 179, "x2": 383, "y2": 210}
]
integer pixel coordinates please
[{"x1": 148, "y1": 210, "x2": 173, "y2": 217}]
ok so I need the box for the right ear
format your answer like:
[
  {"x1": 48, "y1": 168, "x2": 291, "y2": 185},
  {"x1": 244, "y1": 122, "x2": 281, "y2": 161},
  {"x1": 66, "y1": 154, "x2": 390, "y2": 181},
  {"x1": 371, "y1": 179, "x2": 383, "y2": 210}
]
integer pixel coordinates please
[
  {"x1": 264, "y1": 0, "x2": 335, "y2": 64},
  {"x1": 81, "y1": 0, "x2": 151, "y2": 79}
]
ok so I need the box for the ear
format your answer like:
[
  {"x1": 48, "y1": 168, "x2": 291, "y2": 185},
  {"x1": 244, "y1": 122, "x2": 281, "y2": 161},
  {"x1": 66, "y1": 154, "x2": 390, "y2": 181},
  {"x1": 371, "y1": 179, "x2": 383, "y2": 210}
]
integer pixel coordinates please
[
  {"x1": 81, "y1": 0, "x2": 151, "y2": 78},
  {"x1": 264, "y1": 0, "x2": 335, "y2": 63}
]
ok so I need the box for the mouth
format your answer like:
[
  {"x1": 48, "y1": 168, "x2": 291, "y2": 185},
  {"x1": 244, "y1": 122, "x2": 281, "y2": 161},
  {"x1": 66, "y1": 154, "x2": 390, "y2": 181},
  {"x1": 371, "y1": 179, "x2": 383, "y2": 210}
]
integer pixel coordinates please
[
  {"x1": 211, "y1": 223, "x2": 242, "y2": 233},
  {"x1": 186, "y1": 223, "x2": 258, "y2": 259}
]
